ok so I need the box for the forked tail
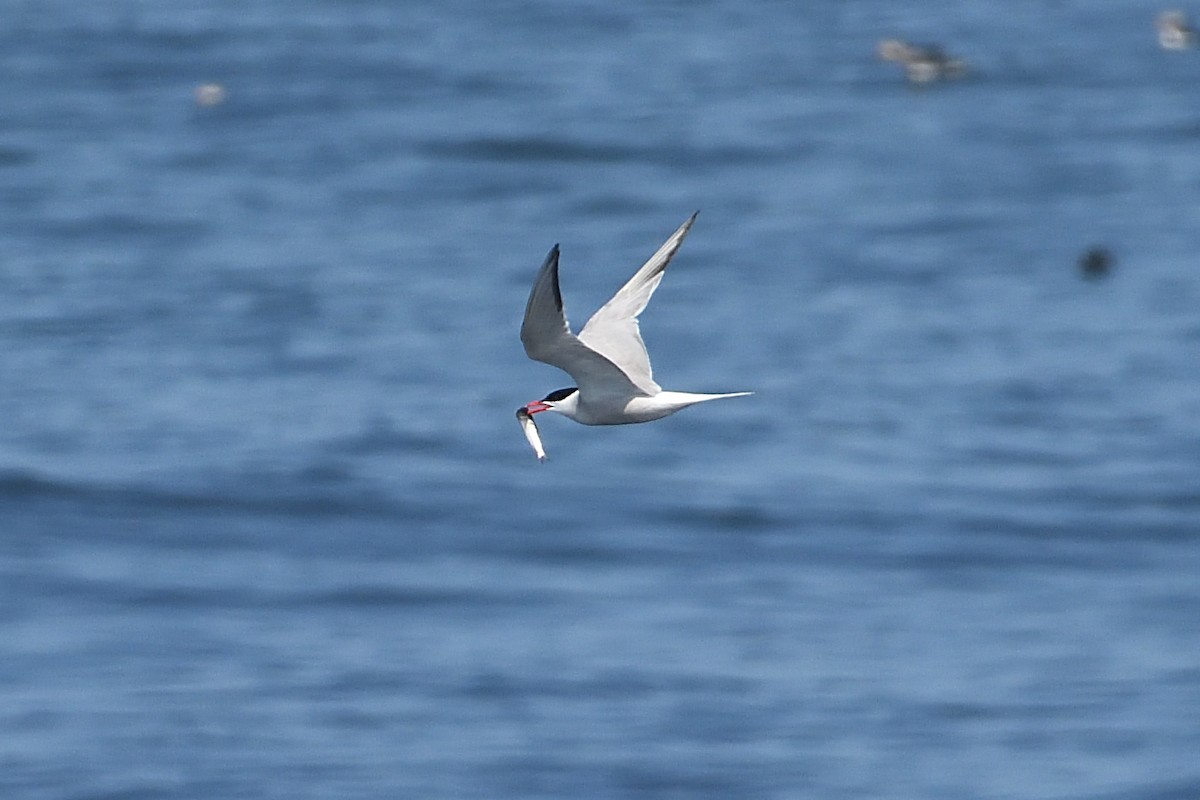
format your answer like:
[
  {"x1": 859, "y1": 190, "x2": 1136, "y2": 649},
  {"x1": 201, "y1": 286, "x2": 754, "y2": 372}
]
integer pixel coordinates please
[
  {"x1": 696, "y1": 391, "x2": 753, "y2": 401},
  {"x1": 656, "y1": 390, "x2": 754, "y2": 406}
]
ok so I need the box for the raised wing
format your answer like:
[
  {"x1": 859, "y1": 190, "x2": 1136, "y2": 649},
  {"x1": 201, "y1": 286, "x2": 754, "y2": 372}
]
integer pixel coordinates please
[
  {"x1": 520, "y1": 244, "x2": 645, "y2": 399},
  {"x1": 577, "y1": 212, "x2": 697, "y2": 395}
]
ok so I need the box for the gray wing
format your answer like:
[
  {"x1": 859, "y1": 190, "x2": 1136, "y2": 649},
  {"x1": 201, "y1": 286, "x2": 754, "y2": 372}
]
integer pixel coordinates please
[
  {"x1": 577, "y1": 212, "x2": 698, "y2": 396},
  {"x1": 520, "y1": 244, "x2": 645, "y2": 399}
]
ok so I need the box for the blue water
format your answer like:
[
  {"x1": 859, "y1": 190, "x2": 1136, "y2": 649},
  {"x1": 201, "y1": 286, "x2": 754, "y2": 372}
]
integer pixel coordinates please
[{"x1": 2, "y1": 1, "x2": 1199, "y2": 798}]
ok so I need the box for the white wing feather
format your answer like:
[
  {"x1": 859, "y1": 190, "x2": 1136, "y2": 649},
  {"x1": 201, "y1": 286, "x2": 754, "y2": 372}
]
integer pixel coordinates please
[
  {"x1": 577, "y1": 212, "x2": 697, "y2": 395},
  {"x1": 520, "y1": 245, "x2": 644, "y2": 400}
]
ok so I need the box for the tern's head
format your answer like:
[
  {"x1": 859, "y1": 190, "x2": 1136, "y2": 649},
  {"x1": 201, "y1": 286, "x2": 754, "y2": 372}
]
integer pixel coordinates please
[{"x1": 524, "y1": 387, "x2": 579, "y2": 415}]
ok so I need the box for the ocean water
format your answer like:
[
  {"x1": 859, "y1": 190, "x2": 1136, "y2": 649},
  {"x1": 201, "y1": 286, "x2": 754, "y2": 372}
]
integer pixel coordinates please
[{"x1": 2, "y1": 1, "x2": 1199, "y2": 798}]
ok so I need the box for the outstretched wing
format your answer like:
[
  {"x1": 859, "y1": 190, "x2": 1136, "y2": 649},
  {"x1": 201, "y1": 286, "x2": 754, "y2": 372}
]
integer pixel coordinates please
[
  {"x1": 520, "y1": 244, "x2": 645, "y2": 399},
  {"x1": 577, "y1": 212, "x2": 697, "y2": 395}
]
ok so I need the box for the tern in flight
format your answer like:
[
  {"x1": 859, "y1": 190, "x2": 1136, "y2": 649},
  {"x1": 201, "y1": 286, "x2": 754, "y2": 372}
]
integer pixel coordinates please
[{"x1": 516, "y1": 213, "x2": 751, "y2": 460}]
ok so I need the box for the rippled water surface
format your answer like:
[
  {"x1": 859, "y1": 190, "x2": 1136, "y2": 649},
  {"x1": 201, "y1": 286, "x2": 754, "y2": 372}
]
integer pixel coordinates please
[{"x1": 2, "y1": 2, "x2": 1199, "y2": 798}]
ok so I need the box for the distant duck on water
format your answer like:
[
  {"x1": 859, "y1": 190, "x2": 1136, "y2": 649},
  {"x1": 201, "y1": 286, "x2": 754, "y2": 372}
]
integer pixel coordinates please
[
  {"x1": 877, "y1": 38, "x2": 968, "y2": 84},
  {"x1": 1156, "y1": 10, "x2": 1196, "y2": 49}
]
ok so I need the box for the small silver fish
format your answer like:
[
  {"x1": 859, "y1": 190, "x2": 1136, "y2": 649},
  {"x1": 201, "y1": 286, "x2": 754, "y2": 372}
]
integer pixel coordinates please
[{"x1": 515, "y1": 407, "x2": 546, "y2": 462}]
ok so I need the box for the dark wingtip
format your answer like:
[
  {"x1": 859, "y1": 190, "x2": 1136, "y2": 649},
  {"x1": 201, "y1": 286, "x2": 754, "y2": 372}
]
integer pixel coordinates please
[{"x1": 548, "y1": 244, "x2": 563, "y2": 310}]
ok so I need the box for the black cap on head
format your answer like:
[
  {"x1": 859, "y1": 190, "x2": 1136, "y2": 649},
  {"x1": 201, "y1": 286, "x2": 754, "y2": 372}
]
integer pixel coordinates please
[{"x1": 542, "y1": 387, "x2": 578, "y2": 402}]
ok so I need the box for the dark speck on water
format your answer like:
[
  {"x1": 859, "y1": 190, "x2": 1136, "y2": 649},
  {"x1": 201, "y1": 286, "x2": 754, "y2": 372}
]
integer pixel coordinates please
[
  {"x1": 1080, "y1": 246, "x2": 1115, "y2": 280},
  {"x1": 1, "y1": 2, "x2": 1198, "y2": 799}
]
